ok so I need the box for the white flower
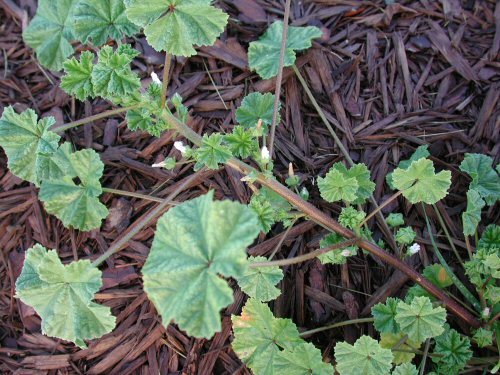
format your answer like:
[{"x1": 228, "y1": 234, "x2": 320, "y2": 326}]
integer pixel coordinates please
[
  {"x1": 152, "y1": 161, "x2": 166, "y2": 168},
  {"x1": 151, "y1": 71, "x2": 162, "y2": 85},
  {"x1": 341, "y1": 249, "x2": 351, "y2": 257},
  {"x1": 261, "y1": 146, "x2": 270, "y2": 160},
  {"x1": 408, "y1": 243, "x2": 420, "y2": 255},
  {"x1": 174, "y1": 141, "x2": 187, "y2": 154},
  {"x1": 482, "y1": 307, "x2": 491, "y2": 318}
]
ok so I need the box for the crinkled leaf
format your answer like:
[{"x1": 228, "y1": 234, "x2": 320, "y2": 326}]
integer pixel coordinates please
[
  {"x1": 237, "y1": 256, "x2": 283, "y2": 302},
  {"x1": 15, "y1": 245, "x2": 115, "y2": 348},
  {"x1": 143, "y1": 192, "x2": 259, "y2": 338},
  {"x1": 432, "y1": 327, "x2": 472, "y2": 373},
  {"x1": 224, "y1": 126, "x2": 258, "y2": 159},
  {"x1": 23, "y1": 0, "x2": 77, "y2": 70},
  {"x1": 91, "y1": 45, "x2": 141, "y2": 99},
  {"x1": 478, "y1": 224, "x2": 500, "y2": 250},
  {"x1": 462, "y1": 189, "x2": 485, "y2": 236},
  {"x1": 485, "y1": 252, "x2": 500, "y2": 278},
  {"x1": 124, "y1": 0, "x2": 228, "y2": 56},
  {"x1": 39, "y1": 148, "x2": 108, "y2": 231},
  {"x1": 472, "y1": 328, "x2": 493, "y2": 348},
  {"x1": 193, "y1": 133, "x2": 232, "y2": 170},
  {"x1": 171, "y1": 93, "x2": 188, "y2": 123},
  {"x1": 249, "y1": 187, "x2": 294, "y2": 233},
  {"x1": 392, "y1": 158, "x2": 451, "y2": 204},
  {"x1": 317, "y1": 232, "x2": 356, "y2": 265},
  {"x1": 248, "y1": 21, "x2": 322, "y2": 79},
  {"x1": 395, "y1": 296, "x2": 446, "y2": 343},
  {"x1": 386, "y1": 145, "x2": 430, "y2": 189},
  {"x1": 334, "y1": 335, "x2": 393, "y2": 375},
  {"x1": 386, "y1": 213, "x2": 405, "y2": 228},
  {"x1": 126, "y1": 106, "x2": 169, "y2": 137},
  {"x1": 392, "y1": 363, "x2": 418, "y2": 375},
  {"x1": 61, "y1": 51, "x2": 95, "y2": 100},
  {"x1": 249, "y1": 198, "x2": 275, "y2": 234},
  {"x1": 460, "y1": 153, "x2": 500, "y2": 205},
  {"x1": 273, "y1": 342, "x2": 334, "y2": 375},
  {"x1": 318, "y1": 168, "x2": 358, "y2": 203},
  {"x1": 380, "y1": 332, "x2": 420, "y2": 365},
  {"x1": 339, "y1": 207, "x2": 366, "y2": 230},
  {"x1": 330, "y1": 162, "x2": 375, "y2": 204},
  {"x1": 372, "y1": 297, "x2": 400, "y2": 334},
  {"x1": 0, "y1": 107, "x2": 65, "y2": 185},
  {"x1": 73, "y1": 0, "x2": 139, "y2": 46},
  {"x1": 395, "y1": 227, "x2": 416, "y2": 245},
  {"x1": 236, "y1": 92, "x2": 279, "y2": 133},
  {"x1": 232, "y1": 299, "x2": 303, "y2": 375}
]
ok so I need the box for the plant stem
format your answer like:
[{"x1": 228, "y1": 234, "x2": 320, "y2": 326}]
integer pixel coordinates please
[
  {"x1": 250, "y1": 239, "x2": 357, "y2": 268},
  {"x1": 419, "y1": 339, "x2": 431, "y2": 375},
  {"x1": 299, "y1": 317, "x2": 374, "y2": 337},
  {"x1": 268, "y1": 0, "x2": 292, "y2": 156},
  {"x1": 160, "y1": 111, "x2": 481, "y2": 328},
  {"x1": 360, "y1": 190, "x2": 402, "y2": 227},
  {"x1": 92, "y1": 171, "x2": 201, "y2": 267},
  {"x1": 54, "y1": 105, "x2": 139, "y2": 133},
  {"x1": 432, "y1": 204, "x2": 464, "y2": 266},
  {"x1": 102, "y1": 187, "x2": 167, "y2": 203},
  {"x1": 268, "y1": 216, "x2": 301, "y2": 260},
  {"x1": 489, "y1": 312, "x2": 500, "y2": 326},
  {"x1": 161, "y1": 52, "x2": 172, "y2": 109}
]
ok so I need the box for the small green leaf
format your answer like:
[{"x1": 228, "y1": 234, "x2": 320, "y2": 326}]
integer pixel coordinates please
[
  {"x1": 171, "y1": 93, "x2": 188, "y2": 123},
  {"x1": 380, "y1": 332, "x2": 420, "y2": 364},
  {"x1": 249, "y1": 198, "x2": 275, "y2": 234},
  {"x1": 232, "y1": 298, "x2": 303, "y2": 375},
  {"x1": 395, "y1": 227, "x2": 416, "y2": 246},
  {"x1": 392, "y1": 158, "x2": 451, "y2": 204},
  {"x1": 318, "y1": 168, "x2": 358, "y2": 203},
  {"x1": 73, "y1": 0, "x2": 139, "y2": 46},
  {"x1": 339, "y1": 207, "x2": 366, "y2": 230},
  {"x1": 472, "y1": 328, "x2": 493, "y2": 348},
  {"x1": 274, "y1": 342, "x2": 334, "y2": 375},
  {"x1": 395, "y1": 296, "x2": 446, "y2": 343},
  {"x1": 248, "y1": 21, "x2": 322, "y2": 79},
  {"x1": 386, "y1": 213, "x2": 405, "y2": 228},
  {"x1": 193, "y1": 133, "x2": 232, "y2": 170},
  {"x1": 124, "y1": 0, "x2": 228, "y2": 56},
  {"x1": 237, "y1": 256, "x2": 283, "y2": 302},
  {"x1": 23, "y1": 0, "x2": 78, "y2": 70},
  {"x1": 330, "y1": 163, "x2": 375, "y2": 204},
  {"x1": 317, "y1": 232, "x2": 355, "y2": 265},
  {"x1": 224, "y1": 126, "x2": 258, "y2": 159},
  {"x1": 15, "y1": 245, "x2": 115, "y2": 348},
  {"x1": 478, "y1": 224, "x2": 500, "y2": 250},
  {"x1": 143, "y1": 192, "x2": 259, "y2": 338},
  {"x1": 462, "y1": 189, "x2": 485, "y2": 236},
  {"x1": 39, "y1": 148, "x2": 108, "y2": 231},
  {"x1": 126, "y1": 106, "x2": 169, "y2": 137},
  {"x1": 372, "y1": 297, "x2": 400, "y2": 335},
  {"x1": 334, "y1": 335, "x2": 393, "y2": 375},
  {"x1": 92, "y1": 45, "x2": 141, "y2": 99},
  {"x1": 0, "y1": 107, "x2": 64, "y2": 186},
  {"x1": 392, "y1": 363, "x2": 418, "y2": 375},
  {"x1": 236, "y1": 92, "x2": 279, "y2": 134},
  {"x1": 432, "y1": 327, "x2": 472, "y2": 373},
  {"x1": 386, "y1": 145, "x2": 430, "y2": 189},
  {"x1": 61, "y1": 51, "x2": 95, "y2": 100},
  {"x1": 422, "y1": 264, "x2": 453, "y2": 289},
  {"x1": 460, "y1": 153, "x2": 500, "y2": 205}
]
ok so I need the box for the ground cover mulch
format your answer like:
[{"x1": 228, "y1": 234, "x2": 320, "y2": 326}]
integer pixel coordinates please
[{"x1": 0, "y1": 0, "x2": 499, "y2": 373}]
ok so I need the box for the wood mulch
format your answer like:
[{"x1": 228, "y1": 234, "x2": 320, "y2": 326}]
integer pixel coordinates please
[{"x1": 0, "y1": 0, "x2": 499, "y2": 373}]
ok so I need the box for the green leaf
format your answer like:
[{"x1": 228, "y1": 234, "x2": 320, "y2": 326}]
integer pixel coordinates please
[
  {"x1": 380, "y1": 332, "x2": 420, "y2": 365},
  {"x1": 478, "y1": 224, "x2": 500, "y2": 250},
  {"x1": 0, "y1": 107, "x2": 65, "y2": 186},
  {"x1": 460, "y1": 153, "x2": 500, "y2": 205},
  {"x1": 394, "y1": 296, "x2": 446, "y2": 343},
  {"x1": 372, "y1": 297, "x2": 400, "y2": 335},
  {"x1": 386, "y1": 213, "x2": 405, "y2": 228},
  {"x1": 61, "y1": 51, "x2": 95, "y2": 100},
  {"x1": 126, "y1": 105, "x2": 169, "y2": 137},
  {"x1": 432, "y1": 327, "x2": 472, "y2": 373},
  {"x1": 392, "y1": 158, "x2": 451, "y2": 204},
  {"x1": 386, "y1": 145, "x2": 430, "y2": 189},
  {"x1": 143, "y1": 192, "x2": 259, "y2": 338},
  {"x1": 462, "y1": 189, "x2": 485, "y2": 236},
  {"x1": 392, "y1": 363, "x2": 418, "y2": 375},
  {"x1": 124, "y1": 0, "x2": 228, "y2": 56},
  {"x1": 73, "y1": 0, "x2": 139, "y2": 46},
  {"x1": 249, "y1": 198, "x2": 275, "y2": 234},
  {"x1": 274, "y1": 342, "x2": 334, "y2": 375},
  {"x1": 395, "y1": 227, "x2": 416, "y2": 246},
  {"x1": 249, "y1": 187, "x2": 294, "y2": 233},
  {"x1": 92, "y1": 45, "x2": 141, "y2": 99},
  {"x1": 232, "y1": 298, "x2": 303, "y2": 375},
  {"x1": 318, "y1": 168, "x2": 358, "y2": 203},
  {"x1": 236, "y1": 92, "x2": 279, "y2": 134},
  {"x1": 193, "y1": 133, "x2": 232, "y2": 170},
  {"x1": 422, "y1": 264, "x2": 453, "y2": 288},
  {"x1": 23, "y1": 0, "x2": 78, "y2": 70},
  {"x1": 248, "y1": 21, "x2": 322, "y2": 79},
  {"x1": 472, "y1": 328, "x2": 493, "y2": 348},
  {"x1": 224, "y1": 126, "x2": 258, "y2": 159},
  {"x1": 339, "y1": 207, "x2": 366, "y2": 230},
  {"x1": 334, "y1": 335, "x2": 393, "y2": 375},
  {"x1": 237, "y1": 256, "x2": 283, "y2": 302},
  {"x1": 15, "y1": 245, "x2": 115, "y2": 348},
  {"x1": 329, "y1": 163, "x2": 375, "y2": 204},
  {"x1": 317, "y1": 232, "x2": 356, "y2": 265},
  {"x1": 39, "y1": 148, "x2": 108, "y2": 231},
  {"x1": 171, "y1": 93, "x2": 188, "y2": 123}
]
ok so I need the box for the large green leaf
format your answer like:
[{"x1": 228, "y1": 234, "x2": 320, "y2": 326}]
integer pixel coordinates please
[
  {"x1": 334, "y1": 335, "x2": 393, "y2": 375},
  {"x1": 372, "y1": 297, "x2": 400, "y2": 335},
  {"x1": 236, "y1": 256, "x2": 283, "y2": 302},
  {"x1": 380, "y1": 332, "x2": 419, "y2": 365},
  {"x1": 462, "y1": 189, "x2": 485, "y2": 236},
  {"x1": 124, "y1": 0, "x2": 228, "y2": 56},
  {"x1": 394, "y1": 296, "x2": 446, "y2": 343},
  {"x1": 432, "y1": 327, "x2": 472, "y2": 373},
  {"x1": 236, "y1": 92, "x2": 279, "y2": 134},
  {"x1": 386, "y1": 145, "x2": 430, "y2": 189},
  {"x1": 143, "y1": 192, "x2": 259, "y2": 338},
  {"x1": 0, "y1": 107, "x2": 66, "y2": 186},
  {"x1": 61, "y1": 51, "x2": 95, "y2": 101},
  {"x1": 273, "y1": 342, "x2": 334, "y2": 375},
  {"x1": 73, "y1": 0, "x2": 139, "y2": 46},
  {"x1": 232, "y1": 298, "x2": 303, "y2": 375},
  {"x1": 460, "y1": 153, "x2": 500, "y2": 205},
  {"x1": 392, "y1": 158, "x2": 451, "y2": 204},
  {"x1": 248, "y1": 21, "x2": 322, "y2": 79},
  {"x1": 392, "y1": 363, "x2": 418, "y2": 375},
  {"x1": 318, "y1": 168, "x2": 358, "y2": 203},
  {"x1": 23, "y1": 0, "x2": 78, "y2": 70},
  {"x1": 15, "y1": 245, "x2": 115, "y2": 348},
  {"x1": 39, "y1": 148, "x2": 108, "y2": 231}
]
